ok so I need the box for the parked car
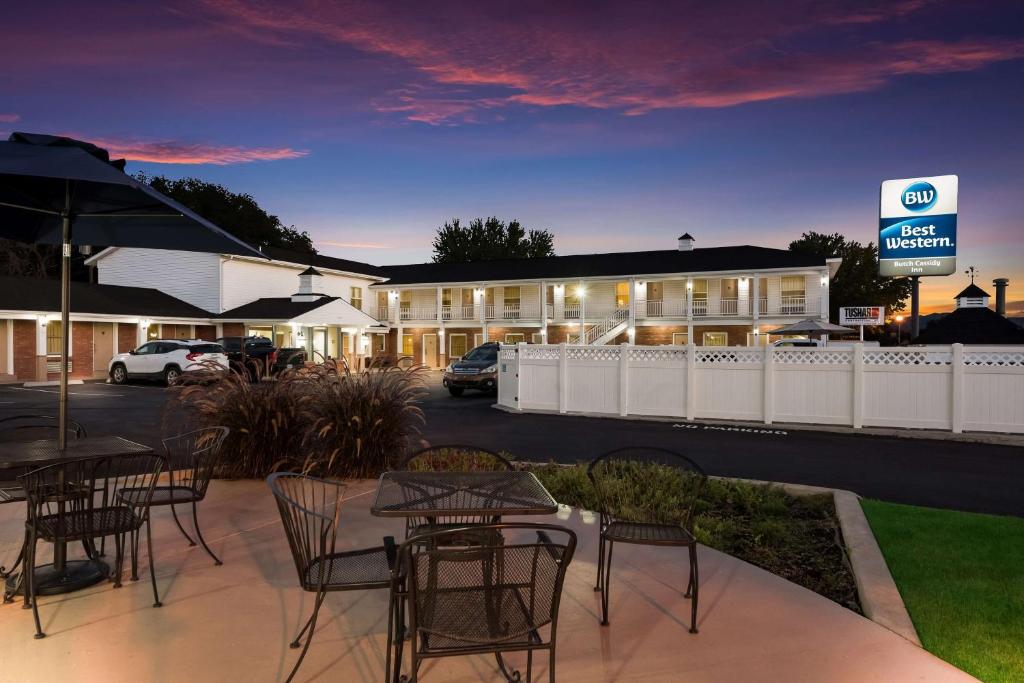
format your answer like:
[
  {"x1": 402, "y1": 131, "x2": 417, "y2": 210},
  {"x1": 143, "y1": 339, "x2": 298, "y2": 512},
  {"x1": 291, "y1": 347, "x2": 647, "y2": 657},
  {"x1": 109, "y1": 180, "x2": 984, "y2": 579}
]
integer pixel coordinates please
[
  {"x1": 443, "y1": 342, "x2": 499, "y2": 396},
  {"x1": 216, "y1": 336, "x2": 306, "y2": 379},
  {"x1": 109, "y1": 339, "x2": 228, "y2": 385}
]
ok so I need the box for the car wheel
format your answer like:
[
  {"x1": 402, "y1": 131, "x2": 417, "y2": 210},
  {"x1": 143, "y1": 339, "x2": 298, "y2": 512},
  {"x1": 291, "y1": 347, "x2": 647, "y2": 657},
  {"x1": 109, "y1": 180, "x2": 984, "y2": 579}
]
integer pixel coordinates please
[
  {"x1": 164, "y1": 365, "x2": 182, "y2": 385},
  {"x1": 110, "y1": 363, "x2": 128, "y2": 385},
  {"x1": 448, "y1": 386, "x2": 465, "y2": 397}
]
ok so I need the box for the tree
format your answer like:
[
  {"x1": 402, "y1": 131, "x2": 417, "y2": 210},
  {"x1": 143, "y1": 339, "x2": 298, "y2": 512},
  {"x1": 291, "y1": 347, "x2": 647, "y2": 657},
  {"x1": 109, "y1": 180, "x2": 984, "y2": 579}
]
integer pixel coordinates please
[
  {"x1": 789, "y1": 231, "x2": 912, "y2": 320},
  {"x1": 0, "y1": 239, "x2": 58, "y2": 278},
  {"x1": 432, "y1": 217, "x2": 555, "y2": 263},
  {"x1": 137, "y1": 174, "x2": 315, "y2": 253}
]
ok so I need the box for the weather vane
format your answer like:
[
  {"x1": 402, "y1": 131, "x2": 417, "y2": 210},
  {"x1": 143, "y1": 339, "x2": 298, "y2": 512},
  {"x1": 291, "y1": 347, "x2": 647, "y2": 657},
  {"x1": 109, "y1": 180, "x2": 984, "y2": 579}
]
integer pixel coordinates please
[{"x1": 965, "y1": 266, "x2": 978, "y2": 284}]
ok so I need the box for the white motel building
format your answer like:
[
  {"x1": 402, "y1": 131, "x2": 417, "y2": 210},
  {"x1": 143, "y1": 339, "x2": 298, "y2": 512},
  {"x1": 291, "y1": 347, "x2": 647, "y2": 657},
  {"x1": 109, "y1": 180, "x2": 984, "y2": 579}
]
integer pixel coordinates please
[{"x1": 0, "y1": 234, "x2": 839, "y2": 382}]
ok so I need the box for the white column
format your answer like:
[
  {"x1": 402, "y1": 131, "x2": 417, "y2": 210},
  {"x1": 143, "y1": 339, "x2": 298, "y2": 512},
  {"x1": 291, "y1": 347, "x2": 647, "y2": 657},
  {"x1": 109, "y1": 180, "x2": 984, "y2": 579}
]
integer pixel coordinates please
[
  {"x1": 136, "y1": 321, "x2": 148, "y2": 347},
  {"x1": 356, "y1": 326, "x2": 366, "y2": 370},
  {"x1": 686, "y1": 277, "x2": 693, "y2": 319},
  {"x1": 819, "y1": 270, "x2": 830, "y2": 321},
  {"x1": 397, "y1": 325, "x2": 405, "y2": 357},
  {"x1": 215, "y1": 323, "x2": 224, "y2": 338},
  {"x1": 951, "y1": 343, "x2": 964, "y2": 433},
  {"x1": 7, "y1": 319, "x2": 16, "y2": 372},
  {"x1": 558, "y1": 343, "x2": 568, "y2": 413},
  {"x1": 752, "y1": 274, "x2": 760, "y2": 323},
  {"x1": 436, "y1": 286, "x2": 443, "y2": 325},
  {"x1": 618, "y1": 342, "x2": 629, "y2": 416},
  {"x1": 36, "y1": 316, "x2": 47, "y2": 356},
  {"x1": 763, "y1": 343, "x2": 774, "y2": 425},
  {"x1": 540, "y1": 281, "x2": 548, "y2": 342},
  {"x1": 852, "y1": 343, "x2": 864, "y2": 428},
  {"x1": 628, "y1": 278, "x2": 636, "y2": 333},
  {"x1": 685, "y1": 341, "x2": 695, "y2": 421},
  {"x1": 478, "y1": 285, "x2": 486, "y2": 324}
]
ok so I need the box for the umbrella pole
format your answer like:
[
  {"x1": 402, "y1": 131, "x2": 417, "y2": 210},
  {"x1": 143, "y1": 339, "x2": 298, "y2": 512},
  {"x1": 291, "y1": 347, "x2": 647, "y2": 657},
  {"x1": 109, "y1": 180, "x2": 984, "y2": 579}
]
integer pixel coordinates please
[{"x1": 58, "y1": 187, "x2": 71, "y2": 451}]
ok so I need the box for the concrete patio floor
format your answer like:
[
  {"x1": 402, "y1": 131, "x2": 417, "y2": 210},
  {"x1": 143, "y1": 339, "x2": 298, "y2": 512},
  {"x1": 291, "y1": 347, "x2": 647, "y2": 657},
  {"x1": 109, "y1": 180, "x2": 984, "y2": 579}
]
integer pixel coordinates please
[{"x1": 0, "y1": 479, "x2": 976, "y2": 683}]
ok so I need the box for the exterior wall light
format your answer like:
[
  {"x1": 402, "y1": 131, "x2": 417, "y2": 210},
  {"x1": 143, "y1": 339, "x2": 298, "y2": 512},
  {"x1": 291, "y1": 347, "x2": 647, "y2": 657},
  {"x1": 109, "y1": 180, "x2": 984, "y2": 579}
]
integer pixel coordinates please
[
  {"x1": 554, "y1": 284, "x2": 564, "y2": 293},
  {"x1": 820, "y1": 275, "x2": 828, "y2": 286},
  {"x1": 575, "y1": 286, "x2": 586, "y2": 297},
  {"x1": 686, "y1": 281, "x2": 693, "y2": 289},
  {"x1": 628, "y1": 327, "x2": 636, "y2": 339},
  {"x1": 753, "y1": 327, "x2": 760, "y2": 335}
]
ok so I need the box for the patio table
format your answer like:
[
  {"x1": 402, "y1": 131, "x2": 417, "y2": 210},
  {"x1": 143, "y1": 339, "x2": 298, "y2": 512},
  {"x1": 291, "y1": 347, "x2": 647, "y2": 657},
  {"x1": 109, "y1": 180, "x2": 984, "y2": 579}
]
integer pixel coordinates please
[
  {"x1": 370, "y1": 470, "x2": 558, "y2": 519},
  {"x1": 0, "y1": 436, "x2": 153, "y2": 596}
]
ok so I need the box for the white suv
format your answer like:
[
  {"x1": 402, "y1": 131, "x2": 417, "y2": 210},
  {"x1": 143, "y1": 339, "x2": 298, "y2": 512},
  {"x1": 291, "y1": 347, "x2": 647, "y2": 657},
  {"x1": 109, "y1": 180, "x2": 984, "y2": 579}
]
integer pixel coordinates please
[{"x1": 108, "y1": 339, "x2": 228, "y2": 385}]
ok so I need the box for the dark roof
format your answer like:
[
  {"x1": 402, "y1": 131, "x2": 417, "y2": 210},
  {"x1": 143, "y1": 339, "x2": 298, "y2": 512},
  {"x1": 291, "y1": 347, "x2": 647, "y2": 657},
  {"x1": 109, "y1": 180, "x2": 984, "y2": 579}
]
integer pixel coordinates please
[
  {"x1": 955, "y1": 283, "x2": 990, "y2": 299},
  {"x1": 218, "y1": 296, "x2": 337, "y2": 320},
  {"x1": 913, "y1": 307, "x2": 1024, "y2": 345},
  {"x1": 375, "y1": 245, "x2": 826, "y2": 286},
  {"x1": 679, "y1": 233, "x2": 694, "y2": 240},
  {"x1": 259, "y1": 246, "x2": 386, "y2": 278},
  {"x1": 0, "y1": 276, "x2": 212, "y2": 318},
  {"x1": 299, "y1": 266, "x2": 322, "y2": 276}
]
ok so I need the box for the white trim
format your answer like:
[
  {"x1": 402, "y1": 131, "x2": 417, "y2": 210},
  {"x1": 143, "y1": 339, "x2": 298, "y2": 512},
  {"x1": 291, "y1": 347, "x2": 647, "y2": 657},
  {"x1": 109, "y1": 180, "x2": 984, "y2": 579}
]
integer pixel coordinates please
[
  {"x1": 5, "y1": 319, "x2": 13, "y2": 374},
  {"x1": 672, "y1": 332, "x2": 688, "y2": 345}
]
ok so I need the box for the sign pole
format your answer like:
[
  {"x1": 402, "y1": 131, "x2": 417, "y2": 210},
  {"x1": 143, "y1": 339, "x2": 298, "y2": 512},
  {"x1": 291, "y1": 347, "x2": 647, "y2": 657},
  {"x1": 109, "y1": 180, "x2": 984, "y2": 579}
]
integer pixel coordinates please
[
  {"x1": 911, "y1": 276, "x2": 920, "y2": 339},
  {"x1": 859, "y1": 325, "x2": 864, "y2": 342}
]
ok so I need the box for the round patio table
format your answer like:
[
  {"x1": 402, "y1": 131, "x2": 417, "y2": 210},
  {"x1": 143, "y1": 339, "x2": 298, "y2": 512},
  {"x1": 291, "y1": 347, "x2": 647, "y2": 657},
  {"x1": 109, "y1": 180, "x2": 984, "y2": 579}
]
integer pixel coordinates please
[{"x1": 0, "y1": 436, "x2": 153, "y2": 596}]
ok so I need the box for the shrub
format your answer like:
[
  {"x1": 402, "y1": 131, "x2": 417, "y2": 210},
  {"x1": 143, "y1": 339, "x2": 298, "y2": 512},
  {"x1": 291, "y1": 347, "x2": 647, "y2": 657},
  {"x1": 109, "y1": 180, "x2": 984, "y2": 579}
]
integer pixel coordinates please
[{"x1": 167, "y1": 360, "x2": 427, "y2": 479}]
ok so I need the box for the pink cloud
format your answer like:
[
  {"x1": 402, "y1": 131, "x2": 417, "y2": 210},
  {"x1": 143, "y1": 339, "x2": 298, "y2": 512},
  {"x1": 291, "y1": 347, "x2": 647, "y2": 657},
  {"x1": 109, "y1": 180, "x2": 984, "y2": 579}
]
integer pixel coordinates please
[
  {"x1": 0, "y1": 113, "x2": 19, "y2": 123},
  {"x1": 199, "y1": 0, "x2": 1024, "y2": 124},
  {"x1": 78, "y1": 136, "x2": 309, "y2": 165}
]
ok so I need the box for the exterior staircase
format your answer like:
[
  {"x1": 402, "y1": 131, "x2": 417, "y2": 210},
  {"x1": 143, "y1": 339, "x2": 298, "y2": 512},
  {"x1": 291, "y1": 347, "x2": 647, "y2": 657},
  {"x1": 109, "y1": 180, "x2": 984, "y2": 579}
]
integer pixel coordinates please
[{"x1": 569, "y1": 307, "x2": 629, "y2": 345}]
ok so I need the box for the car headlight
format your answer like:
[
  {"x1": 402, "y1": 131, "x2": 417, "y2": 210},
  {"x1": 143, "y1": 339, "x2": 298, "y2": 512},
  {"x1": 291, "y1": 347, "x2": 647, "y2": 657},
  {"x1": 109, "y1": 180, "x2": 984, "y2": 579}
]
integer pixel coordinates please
[
  {"x1": 483, "y1": 364, "x2": 497, "y2": 374},
  {"x1": 445, "y1": 364, "x2": 453, "y2": 373}
]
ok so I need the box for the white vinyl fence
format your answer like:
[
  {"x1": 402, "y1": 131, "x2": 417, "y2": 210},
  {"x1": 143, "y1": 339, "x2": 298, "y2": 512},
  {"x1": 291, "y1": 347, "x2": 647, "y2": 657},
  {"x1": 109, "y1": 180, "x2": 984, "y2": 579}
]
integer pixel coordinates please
[{"x1": 496, "y1": 344, "x2": 1024, "y2": 434}]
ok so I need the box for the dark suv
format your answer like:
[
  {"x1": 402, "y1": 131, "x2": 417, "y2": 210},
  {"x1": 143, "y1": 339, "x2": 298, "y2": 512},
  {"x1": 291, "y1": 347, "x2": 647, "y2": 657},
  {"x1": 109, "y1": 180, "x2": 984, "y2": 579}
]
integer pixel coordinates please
[{"x1": 442, "y1": 342, "x2": 499, "y2": 396}]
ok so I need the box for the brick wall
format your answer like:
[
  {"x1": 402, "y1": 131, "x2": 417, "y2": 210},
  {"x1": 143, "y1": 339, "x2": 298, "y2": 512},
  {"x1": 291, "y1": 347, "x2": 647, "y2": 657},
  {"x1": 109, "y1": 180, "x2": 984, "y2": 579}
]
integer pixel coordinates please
[
  {"x1": 118, "y1": 323, "x2": 138, "y2": 353},
  {"x1": 692, "y1": 324, "x2": 754, "y2": 346},
  {"x1": 71, "y1": 322, "x2": 94, "y2": 379},
  {"x1": 13, "y1": 319, "x2": 38, "y2": 381},
  {"x1": 486, "y1": 326, "x2": 541, "y2": 344}
]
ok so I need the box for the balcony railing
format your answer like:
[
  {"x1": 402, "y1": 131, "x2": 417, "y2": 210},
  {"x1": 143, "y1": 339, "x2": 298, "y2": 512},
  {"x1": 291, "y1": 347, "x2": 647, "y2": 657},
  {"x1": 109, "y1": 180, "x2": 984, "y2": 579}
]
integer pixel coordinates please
[
  {"x1": 371, "y1": 305, "x2": 391, "y2": 321},
  {"x1": 563, "y1": 303, "x2": 581, "y2": 319},
  {"x1": 780, "y1": 296, "x2": 806, "y2": 315},
  {"x1": 758, "y1": 298, "x2": 768, "y2": 315},
  {"x1": 692, "y1": 299, "x2": 708, "y2": 317},
  {"x1": 398, "y1": 305, "x2": 438, "y2": 321},
  {"x1": 502, "y1": 303, "x2": 521, "y2": 320},
  {"x1": 644, "y1": 300, "x2": 686, "y2": 317}
]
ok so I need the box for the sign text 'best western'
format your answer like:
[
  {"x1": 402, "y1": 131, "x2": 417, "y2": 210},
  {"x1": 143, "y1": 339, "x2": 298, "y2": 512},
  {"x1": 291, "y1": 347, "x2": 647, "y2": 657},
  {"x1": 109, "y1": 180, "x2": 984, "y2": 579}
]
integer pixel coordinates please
[{"x1": 879, "y1": 175, "x2": 958, "y2": 277}]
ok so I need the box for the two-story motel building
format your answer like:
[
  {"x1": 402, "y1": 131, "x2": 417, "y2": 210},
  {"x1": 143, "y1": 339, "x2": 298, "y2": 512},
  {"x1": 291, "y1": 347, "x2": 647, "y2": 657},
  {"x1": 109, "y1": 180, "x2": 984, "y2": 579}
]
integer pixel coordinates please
[{"x1": 0, "y1": 234, "x2": 838, "y2": 381}]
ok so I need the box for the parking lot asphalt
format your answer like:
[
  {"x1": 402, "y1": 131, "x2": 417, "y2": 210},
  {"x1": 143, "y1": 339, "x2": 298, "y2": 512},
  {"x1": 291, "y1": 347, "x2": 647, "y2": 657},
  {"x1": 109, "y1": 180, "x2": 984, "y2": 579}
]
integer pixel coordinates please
[{"x1": 1, "y1": 376, "x2": 1021, "y2": 517}]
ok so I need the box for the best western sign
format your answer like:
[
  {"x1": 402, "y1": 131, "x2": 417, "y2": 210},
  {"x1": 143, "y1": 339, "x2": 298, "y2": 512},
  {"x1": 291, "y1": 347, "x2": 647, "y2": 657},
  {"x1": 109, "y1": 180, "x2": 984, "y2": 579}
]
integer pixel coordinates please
[{"x1": 879, "y1": 175, "x2": 958, "y2": 277}]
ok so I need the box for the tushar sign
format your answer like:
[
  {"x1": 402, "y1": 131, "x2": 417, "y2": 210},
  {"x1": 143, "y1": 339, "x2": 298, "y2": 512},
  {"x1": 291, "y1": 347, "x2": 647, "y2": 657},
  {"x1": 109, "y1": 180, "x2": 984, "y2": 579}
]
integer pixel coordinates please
[
  {"x1": 839, "y1": 306, "x2": 885, "y2": 326},
  {"x1": 879, "y1": 175, "x2": 958, "y2": 277}
]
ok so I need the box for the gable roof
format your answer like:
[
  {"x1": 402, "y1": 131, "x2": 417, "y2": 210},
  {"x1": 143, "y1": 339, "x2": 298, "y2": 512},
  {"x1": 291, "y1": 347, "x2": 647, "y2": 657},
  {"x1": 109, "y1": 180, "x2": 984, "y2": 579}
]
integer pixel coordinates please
[
  {"x1": 0, "y1": 276, "x2": 212, "y2": 319},
  {"x1": 375, "y1": 245, "x2": 827, "y2": 286},
  {"x1": 258, "y1": 246, "x2": 387, "y2": 279},
  {"x1": 955, "y1": 283, "x2": 990, "y2": 299},
  {"x1": 913, "y1": 306, "x2": 1024, "y2": 345},
  {"x1": 217, "y1": 296, "x2": 339, "y2": 320}
]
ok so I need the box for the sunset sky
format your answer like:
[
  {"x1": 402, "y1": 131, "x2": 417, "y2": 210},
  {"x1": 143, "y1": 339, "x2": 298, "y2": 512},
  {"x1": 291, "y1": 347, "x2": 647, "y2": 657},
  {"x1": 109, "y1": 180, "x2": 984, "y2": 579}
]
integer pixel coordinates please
[{"x1": 3, "y1": 1, "x2": 1023, "y2": 313}]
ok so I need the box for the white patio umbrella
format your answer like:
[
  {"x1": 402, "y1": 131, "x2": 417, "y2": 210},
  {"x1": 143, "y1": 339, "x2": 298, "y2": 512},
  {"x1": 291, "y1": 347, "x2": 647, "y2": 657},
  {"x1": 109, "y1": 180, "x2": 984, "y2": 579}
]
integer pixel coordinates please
[{"x1": 0, "y1": 132, "x2": 266, "y2": 449}]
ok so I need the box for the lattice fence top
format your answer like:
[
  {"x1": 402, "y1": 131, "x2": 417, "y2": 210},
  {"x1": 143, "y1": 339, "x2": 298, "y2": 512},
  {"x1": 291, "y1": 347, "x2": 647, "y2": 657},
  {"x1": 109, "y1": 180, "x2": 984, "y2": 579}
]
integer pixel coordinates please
[
  {"x1": 566, "y1": 345, "x2": 621, "y2": 361},
  {"x1": 629, "y1": 347, "x2": 688, "y2": 362},
  {"x1": 695, "y1": 348, "x2": 763, "y2": 364},
  {"x1": 773, "y1": 349, "x2": 852, "y2": 365},
  {"x1": 499, "y1": 347, "x2": 518, "y2": 360},
  {"x1": 964, "y1": 351, "x2": 1024, "y2": 367},
  {"x1": 863, "y1": 349, "x2": 952, "y2": 365},
  {"x1": 519, "y1": 345, "x2": 559, "y2": 360}
]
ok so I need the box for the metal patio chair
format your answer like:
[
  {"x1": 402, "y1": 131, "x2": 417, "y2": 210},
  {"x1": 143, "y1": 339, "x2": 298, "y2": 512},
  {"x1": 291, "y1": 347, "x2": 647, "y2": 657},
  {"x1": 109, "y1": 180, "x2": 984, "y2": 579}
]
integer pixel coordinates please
[
  {"x1": 400, "y1": 445, "x2": 515, "y2": 544},
  {"x1": 387, "y1": 522, "x2": 577, "y2": 683},
  {"x1": 121, "y1": 426, "x2": 229, "y2": 565},
  {"x1": 268, "y1": 473, "x2": 397, "y2": 683},
  {"x1": 587, "y1": 447, "x2": 707, "y2": 633},
  {"x1": 0, "y1": 415, "x2": 86, "y2": 597},
  {"x1": 20, "y1": 452, "x2": 166, "y2": 638}
]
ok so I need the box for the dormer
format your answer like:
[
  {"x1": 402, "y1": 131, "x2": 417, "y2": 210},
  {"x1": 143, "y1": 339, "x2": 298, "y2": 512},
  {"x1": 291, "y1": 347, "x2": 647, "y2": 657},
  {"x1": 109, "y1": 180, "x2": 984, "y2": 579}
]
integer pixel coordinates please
[
  {"x1": 292, "y1": 266, "x2": 326, "y2": 303},
  {"x1": 954, "y1": 283, "x2": 990, "y2": 309}
]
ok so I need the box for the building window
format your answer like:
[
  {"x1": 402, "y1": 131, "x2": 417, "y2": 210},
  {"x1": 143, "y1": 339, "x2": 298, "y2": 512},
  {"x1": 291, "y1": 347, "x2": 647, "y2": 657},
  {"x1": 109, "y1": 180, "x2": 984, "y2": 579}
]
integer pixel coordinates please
[
  {"x1": 564, "y1": 288, "x2": 581, "y2": 307},
  {"x1": 505, "y1": 333, "x2": 525, "y2": 344},
  {"x1": 782, "y1": 276, "x2": 805, "y2": 298},
  {"x1": 672, "y1": 332, "x2": 688, "y2": 345},
  {"x1": 442, "y1": 288, "x2": 452, "y2": 307},
  {"x1": 449, "y1": 333, "x2": 468, "y2": 358},
  {"x1": 377, "y1": 290, "x2": 389, "y2": 312},
  {"x1": 350, "y1": 287, "x2": 362, "y2": 310},
  {"x1": 692, "y1": 279, "x2": 708, "y2": 301},
  {"x1": 503, "y1": 286, "x2": 520, "y2": 306},
  {"x1": 45, "y1": 321, "x2": 62, "y2": 355},
  {"x1": 531, "y1": 332, "x2": 545, "y2": 344},
  {"x1": 703, "y1": 331, "x2": 727, "y2": 346},
  {"x1": 473, "y1": 333, "x2": 483, "y2": 348},
  {"x1": 401, "y1": 334, "x2": 414, "y2": 356},
  {"x1": 374, "y1": 334, "x2": 386, "y2": 353},
  {"x1": 399, "y1": 291, "x2": 411, "y2": 313},
  {"x1": 147, "y1": 324, "x2": 160, "y2": 340},
  {"x1": 615, "y1": 282, "x2": 630, "y2": 308}
]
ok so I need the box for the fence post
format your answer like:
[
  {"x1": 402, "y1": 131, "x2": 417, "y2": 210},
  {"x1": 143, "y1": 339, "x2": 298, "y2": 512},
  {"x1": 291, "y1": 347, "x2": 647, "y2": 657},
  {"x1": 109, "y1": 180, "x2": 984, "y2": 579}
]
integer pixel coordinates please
[
  {"x1": 685, "y1": 343, "x2": 696, "y2": 421},
  {"x1": 619, "y1": 342, "x2": 629, "y2": 416},
  {"x1": 763, "y1": 344, "x2": 774, "y2": 425},
  {"x1": 515, "y1": 343, "x2": 525, "y2": 411},
  {"x1": 558, "y1": 342, "x2": 568, "y2": 414},
  {"x1": 852, "y1": 343, "x2": 864, "y2": 428},
  {"x1": 951, "y1": 343, "x2": 964, "y2": 433}
]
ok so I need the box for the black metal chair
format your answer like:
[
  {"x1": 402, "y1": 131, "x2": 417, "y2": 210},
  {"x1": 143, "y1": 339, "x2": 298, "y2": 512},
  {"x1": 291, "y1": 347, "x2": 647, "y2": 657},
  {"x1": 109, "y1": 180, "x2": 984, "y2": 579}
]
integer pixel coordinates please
[
  {"x1": 268, "y1": 473, "x2": 397, "y2": 683},
  {"x1": 387, "y1": 523, "x2": 577, "y2": 683},
  {"x1": 20, "y1": 452, "x2": 166, "y2": 638},
  {"x1": 401, "y1": 445, "x2": 515, "y2": 544},
  {"x1": 0, "y1": 415, "x2": 86, "y2": 599},
  {"x1": 121, "y1": 426, "x2": 229, "y2": 565},
  {"x1": 587, "y1": 447, "x2": 707, "y2": 633}
]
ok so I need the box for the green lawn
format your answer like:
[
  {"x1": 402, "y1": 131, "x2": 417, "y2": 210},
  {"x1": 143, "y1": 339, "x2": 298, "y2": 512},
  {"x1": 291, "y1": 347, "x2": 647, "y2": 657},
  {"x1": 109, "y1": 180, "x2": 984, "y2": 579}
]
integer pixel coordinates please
[{"x1": 861, "y1": 500, "x2": 1024, "y2": 682}]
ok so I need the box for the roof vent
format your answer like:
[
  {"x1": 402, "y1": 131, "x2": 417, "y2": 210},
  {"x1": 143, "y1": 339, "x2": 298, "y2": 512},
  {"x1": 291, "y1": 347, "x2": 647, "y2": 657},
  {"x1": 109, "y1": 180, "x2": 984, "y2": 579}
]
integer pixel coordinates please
[
  {"x1": 292, "y1": 266, "x2": 325, "y2": 302},
  {"x1": 678, "y1": 233, "x2": 695, "y2": 251},
  {"x1": 993, "y1": 278, "x2": 1009, "y2": 316},
  {"x1": 954, "y1": 283, "x2": 990, "y2": 310}
]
